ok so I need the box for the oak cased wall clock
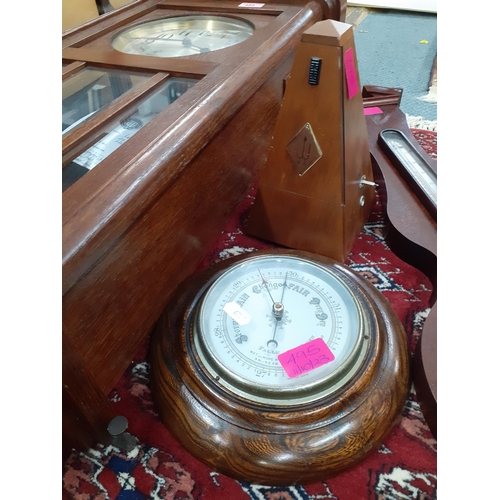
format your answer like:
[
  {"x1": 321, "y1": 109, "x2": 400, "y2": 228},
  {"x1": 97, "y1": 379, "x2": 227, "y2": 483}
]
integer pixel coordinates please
[{"x1": 62, "y1": 0, "x2": 345, "y2": 451}]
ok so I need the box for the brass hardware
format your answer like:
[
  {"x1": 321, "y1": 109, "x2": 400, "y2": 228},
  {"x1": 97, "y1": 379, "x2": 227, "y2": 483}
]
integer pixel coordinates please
[
  {"x1": 359, "y1": 175, "x2": 378, "y2": 188},
  {"x1": 286, "y1": 123, "x2": 323, "y2": 177}
]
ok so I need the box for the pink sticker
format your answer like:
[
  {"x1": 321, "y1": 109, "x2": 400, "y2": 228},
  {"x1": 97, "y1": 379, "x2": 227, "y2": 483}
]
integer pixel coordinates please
[
  {"x1": 344, "y1": 47, "x2": 359, "y2": 100},
  {"x1": 364, "y1": 107, "x2": 383, "y2": 116},
  {"x1": 238, "y1": 2, "x2": 265, "y2": 6},
  {"x1": 278, "y1": 338, "x2": 335, "y2": 378}
]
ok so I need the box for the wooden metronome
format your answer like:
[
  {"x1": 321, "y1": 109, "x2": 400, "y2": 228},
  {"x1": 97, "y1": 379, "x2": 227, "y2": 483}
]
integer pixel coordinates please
[{"x1": 246, "y1": 19, "x2": 376, "y2": 262}]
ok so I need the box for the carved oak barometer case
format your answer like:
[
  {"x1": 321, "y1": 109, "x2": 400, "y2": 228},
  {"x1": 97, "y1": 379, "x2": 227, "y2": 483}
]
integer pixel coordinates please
[
  {"x1": 62, "y1": 0, "x2": 344, "y2": 451},
  {"x1": 150, "y1": 249, "x2": 409, "y2": 484}
]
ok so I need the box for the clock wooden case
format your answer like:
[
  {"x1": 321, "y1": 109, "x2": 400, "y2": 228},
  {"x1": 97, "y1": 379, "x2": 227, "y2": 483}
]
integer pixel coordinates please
[{"x1": 62, "y1": 0, "x2": 346, "y2": 452}]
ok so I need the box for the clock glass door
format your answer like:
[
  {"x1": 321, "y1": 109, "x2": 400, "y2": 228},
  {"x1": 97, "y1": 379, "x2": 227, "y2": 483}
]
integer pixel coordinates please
[
  {"x1": 62, "y1": 66, "x2": 152, "y2": 136},
  {"x1": 63, "y1": 72, "x2": 198, "y2": 191}
]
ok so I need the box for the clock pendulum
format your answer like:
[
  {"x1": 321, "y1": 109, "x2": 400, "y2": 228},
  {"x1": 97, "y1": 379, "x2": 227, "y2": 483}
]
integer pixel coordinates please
[{"x1": 149, "y1": 249, "x2": 409, "y2": 485}]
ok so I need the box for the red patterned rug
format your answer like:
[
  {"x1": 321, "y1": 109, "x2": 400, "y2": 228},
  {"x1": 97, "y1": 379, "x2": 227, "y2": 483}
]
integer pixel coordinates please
[{"x1": 62, "y1": 129, "x2": 437, "y2": 500}]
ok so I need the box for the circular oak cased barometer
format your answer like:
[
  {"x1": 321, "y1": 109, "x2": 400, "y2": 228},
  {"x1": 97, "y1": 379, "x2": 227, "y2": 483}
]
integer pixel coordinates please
[
  {"x1": 150, "y1": 249, "x2": 410, "y2": 485},
  {"x1": 111, "y1": 15, "x2": 254, "y2": 57}
]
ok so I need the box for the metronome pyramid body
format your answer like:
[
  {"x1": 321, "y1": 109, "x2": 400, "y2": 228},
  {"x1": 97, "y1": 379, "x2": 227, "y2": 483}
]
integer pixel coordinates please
[{"x1": 245, "y1": 19, "x2": 375, "y2": 262}]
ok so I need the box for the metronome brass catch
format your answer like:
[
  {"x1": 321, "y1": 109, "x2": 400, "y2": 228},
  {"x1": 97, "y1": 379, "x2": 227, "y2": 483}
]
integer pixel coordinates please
[
  {"x1": 286, "y1": 123, "x2": 323, "y2": 177},
  {"x1": 359, "y1": 175, "x2": 378, "y2": 188}
]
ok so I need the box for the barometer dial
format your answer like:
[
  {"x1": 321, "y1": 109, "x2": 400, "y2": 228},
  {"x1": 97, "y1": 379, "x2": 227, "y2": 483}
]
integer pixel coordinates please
[
  {"x1": 111, "y1": 15, "x2": 254, "y2": 57},
  {"x1": 194, "y1": 254, "x2": 368, "y2": 404}
]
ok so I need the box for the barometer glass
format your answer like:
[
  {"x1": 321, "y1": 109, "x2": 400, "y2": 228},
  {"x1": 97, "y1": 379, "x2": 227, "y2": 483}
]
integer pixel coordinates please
[
  {"x1": 111, "y1": 15, "x2": 254, "y2": 57},
  {"x1": 379, "y1": 129, "x2": 437, "y2": 218},
  {"x1": 194, "y1": 254, "x2": 368, "y2": 405}
]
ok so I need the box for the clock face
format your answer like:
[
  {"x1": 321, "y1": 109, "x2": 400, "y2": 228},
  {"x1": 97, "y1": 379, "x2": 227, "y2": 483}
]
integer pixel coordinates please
[
  {"x1": 193, "y1": 254, "x2": 369, "y2": 405},
  {"x1": 111, "y1": 15, "x2": 254, "y2": 58}
]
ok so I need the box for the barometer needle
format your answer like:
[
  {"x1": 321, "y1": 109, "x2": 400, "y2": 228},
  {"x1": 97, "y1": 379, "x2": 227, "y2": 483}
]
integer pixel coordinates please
[
  {"x1": 266, "y1": 273, "x2": 288, "y2": 349},
  {"x1": 267, "y1": 320, "x2": 279, "y2": 349},
  {"x1": 258, "y1": 269, "x2": 276, "y2": 304},
  {"x1": 280, "y1": 272, "x2": 288, "y2": 303}
]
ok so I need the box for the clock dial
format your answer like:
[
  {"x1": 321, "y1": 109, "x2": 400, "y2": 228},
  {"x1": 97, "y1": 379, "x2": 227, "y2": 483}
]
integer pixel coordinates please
[
  {"x1": 111, "y1": 15, "x2": 254, "y2": 57},
  {"x1": 194, "y1": 254, "x2": 368, "y2": 404}
]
